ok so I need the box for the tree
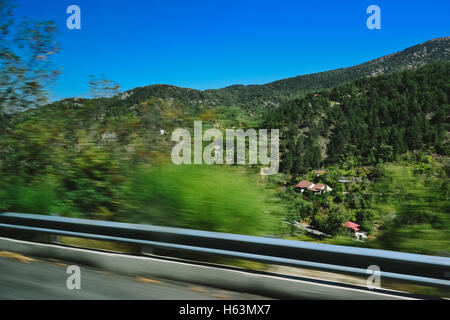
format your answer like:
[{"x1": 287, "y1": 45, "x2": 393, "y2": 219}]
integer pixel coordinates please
[
  {"x1": 88, "y1": 74, "x2": 121, "y2": 99},
  {"x1": 377, "y1": 143, "x2": 394, "y2": 162},
  {"x1": 0, "y1": 0, "x2": 60, "y2": 116}
]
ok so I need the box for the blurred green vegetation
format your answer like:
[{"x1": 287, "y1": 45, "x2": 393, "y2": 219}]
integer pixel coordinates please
[
  {"x1": 371, "y1": 162, "x2": 450, "y2": 255},
  {"x1": 123, "y1": 164, "x2": 282, "y2": 235},
  {"x1": 0, "y1": 154, "x2": 282, "y2": 236}
]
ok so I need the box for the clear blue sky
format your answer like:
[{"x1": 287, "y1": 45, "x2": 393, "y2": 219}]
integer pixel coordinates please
[{"x1": 16, "y1": 0, "x2": 450, "y2": 99}]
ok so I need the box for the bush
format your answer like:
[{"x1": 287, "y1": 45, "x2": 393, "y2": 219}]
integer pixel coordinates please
[{"x1": 0, "y1": 178, "x2": 61, "y2": 214}]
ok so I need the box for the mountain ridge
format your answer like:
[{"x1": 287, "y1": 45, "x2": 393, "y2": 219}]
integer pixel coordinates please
[
  {"x1": 57, "y1": 37, "x2": 450, "y2": 112},
  {"x1": 126, "y1": 37, "x2": 449, "y2": 95},
  {"x1": 205, "y1": 37, "x2": 450, "y2": 106}
]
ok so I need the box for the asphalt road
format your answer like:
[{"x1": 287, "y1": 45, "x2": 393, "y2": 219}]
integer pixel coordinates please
[{"x1": 0, "y1": 256, "x2": 269, "y2": 300}]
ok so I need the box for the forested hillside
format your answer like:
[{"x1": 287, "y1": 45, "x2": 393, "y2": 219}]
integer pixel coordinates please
[
  {"x1": 265, "y1": 62, "x2": 449, "y2": 174},
  {"x1": 69, "y1": 37, "x2": 450, "y2": 113},
  {"x1": 208, "y1": 37, "x2": 450, "y2": 108},
  {"x1": 263, "y1": 62, "x2": 449, "y2": 256}
]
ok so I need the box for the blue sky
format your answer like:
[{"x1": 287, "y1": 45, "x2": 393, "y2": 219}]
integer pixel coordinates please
[{"x1": 16, "y1": 0, "x2": 450, "y2": 99}]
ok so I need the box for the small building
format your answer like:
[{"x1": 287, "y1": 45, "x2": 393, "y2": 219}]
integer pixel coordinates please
[
  {"x1": 343, "y1": 221, "x2": 367, "y2": 241},
  {"x1": 294, "y1": 180, "x2": 315, "y2": 193},
  {"x1": 355, "y1": 232, "x2": 368, "y2": 241},
  {"x1": 311, "y1": 183, "x2": 333, "y2": 194},
  {"x1": 295, "y1": 180, "x2": 332, "y2": 194},
  {"x1": 343, "y1": 221, "x2": 360, "y2": 232},
  {"x1": 314, "y1": 170, "x2": 327, "y2": 176}
]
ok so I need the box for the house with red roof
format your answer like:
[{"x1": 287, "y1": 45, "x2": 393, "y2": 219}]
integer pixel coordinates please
[
  {"x1": 343, "y1": 221, "x2": 367, "y2": 241},
  {"x1": 343, "y1": 221, "x2": 360, "y2": 232},
  {"x1": 295, "y1": 180, "x2": 315, "y2": 192},
  {"x1": 294, "y1": 180, "x2": 332, "y2": 194},
  {"x1": 311, "y1": 183, "x2": 333, "y2": 193}
]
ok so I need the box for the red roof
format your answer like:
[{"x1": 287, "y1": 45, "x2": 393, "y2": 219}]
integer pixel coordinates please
[
  {"x1": 343, "y1": 221, "x2": 360, "y2": 231},
  {"x1": 295, "y1": 180, "x2": 315, "y2": 189},
  {"x1": 311, "y1": 183, "x2": 325, "y2": 191}
]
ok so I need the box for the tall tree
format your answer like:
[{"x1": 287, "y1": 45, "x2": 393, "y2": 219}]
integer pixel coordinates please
[{"x1": 0, "y1": 0, "x2": 60, "y2": 117}]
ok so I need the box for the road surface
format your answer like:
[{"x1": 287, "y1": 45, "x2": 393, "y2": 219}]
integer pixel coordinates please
[{"x1": 0, "y1": 254, "x2": 269, "y2": 300}]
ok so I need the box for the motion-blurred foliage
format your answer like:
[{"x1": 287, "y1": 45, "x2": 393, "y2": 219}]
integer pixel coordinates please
[
  {"x1": 0, "y1": 95, "x2": 281, "y2": 233},
  {"x1": 0, "y1": 159, "x2": 282, "y2": 236},
  {"x1": 123, "y1": 164, "x2": 281, "y2": 235},
  {"x1": 372, "y1": 163, "x2": 450, "y2": 255}
]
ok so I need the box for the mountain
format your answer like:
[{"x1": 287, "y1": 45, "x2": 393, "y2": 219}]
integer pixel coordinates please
[
  {"x1": 115, "y1": 37, "x2": 450, "y2": 110},
  {"x1": 208, "y1": 37, "x2": 450, "y2": 106},
  {"x1": 5, "y1": 37, "x2": 447, "y2": 168}
]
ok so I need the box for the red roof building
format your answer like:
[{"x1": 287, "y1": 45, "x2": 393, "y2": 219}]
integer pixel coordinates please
[
  {"x1": 295, "y1": 180, "x2": 333, "y2": 194},
  {"x1": 311, "y1": 183, "x2": 325, "y2": 192},
  {"x1": 295, "y1": 180, "x2": 315, "y2": 189},
  {"x1": 343, "y1": 221, "x2": 360, "y2": 232}
]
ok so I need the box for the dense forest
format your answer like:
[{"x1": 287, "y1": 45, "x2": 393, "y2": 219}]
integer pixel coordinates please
[{"x1": 264, "y1": 62, "x2": 449, "y2": 174}]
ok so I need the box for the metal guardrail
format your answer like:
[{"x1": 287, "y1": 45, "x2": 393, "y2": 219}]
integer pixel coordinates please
[{"x1": 0, "y1": 212, "x2": 449, "y2": 289}]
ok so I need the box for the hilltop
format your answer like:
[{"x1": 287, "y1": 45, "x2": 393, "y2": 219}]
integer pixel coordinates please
[
  {"x1": 209, "y1": 37, "x2": 450, "y2": 105},
  {"x1": 113, "y1": 37, "x2": 450, "y2": 110}
]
